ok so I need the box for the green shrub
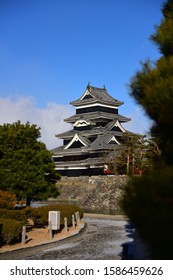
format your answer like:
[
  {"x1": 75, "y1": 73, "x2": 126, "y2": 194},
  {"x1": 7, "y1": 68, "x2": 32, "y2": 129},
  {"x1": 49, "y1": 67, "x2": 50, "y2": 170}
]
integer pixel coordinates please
[
  {"x1": 23, "y1": 206, "x2": 41, "y2": 221},
  {"x1": 32, "y1": 204, "x2": 83, "y2": 227},
  {"x1": 0, "y1": 218, "x2": 25, "y2": 245},
  {"x1": 0, "y1": 204, "x2": 83, "y2": 245},
  {"x1": 0, "y1": 190, "x2": 16, "y2": 209},
  {"x1": 0, "y1": 208, "x2": 27, "y2": 222},
  {"x1": 0, "y1": 207, "x2": 41, "y2": 223}
]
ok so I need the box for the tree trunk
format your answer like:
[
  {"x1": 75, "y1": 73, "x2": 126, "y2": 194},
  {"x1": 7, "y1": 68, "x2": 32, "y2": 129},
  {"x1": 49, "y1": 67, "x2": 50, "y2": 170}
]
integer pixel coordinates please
[
  {"x1": 132, "y1": 152, "x2": 135, "y2": 175},
  {"x1": 26, "y1": 197, "x2": 32, "y2": 206},
  {"x1": 127, "y1": 153, "x2": 130, "y2": 175}
]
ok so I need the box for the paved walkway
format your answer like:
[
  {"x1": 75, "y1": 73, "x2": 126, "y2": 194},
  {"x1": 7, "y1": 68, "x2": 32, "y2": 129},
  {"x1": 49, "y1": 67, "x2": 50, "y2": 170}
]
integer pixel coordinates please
[
  {"x1": 0, "y1": 214, "x2": 131, "y2": 260},
  {"x1": 0, "y1": 221, "x2": 85, "y2": 254}
]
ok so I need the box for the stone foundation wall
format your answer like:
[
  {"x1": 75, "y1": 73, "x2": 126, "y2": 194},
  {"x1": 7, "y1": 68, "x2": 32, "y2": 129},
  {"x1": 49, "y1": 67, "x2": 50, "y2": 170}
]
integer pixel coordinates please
[{"x1": 56, "y1": 175, "x2": 128, "y2": 211}]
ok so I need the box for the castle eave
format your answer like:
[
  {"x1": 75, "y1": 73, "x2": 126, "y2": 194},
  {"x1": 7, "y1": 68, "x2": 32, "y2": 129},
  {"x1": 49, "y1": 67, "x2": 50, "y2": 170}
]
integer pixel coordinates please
[
  {"x1": 64, "y1": 112, "x2": 130, "y2": 123},
  {"x1": 55, "y1": 128, "x2": 124, "y2": 139},
  {"x1": 70, "y1": 99, "x2": 123, "y2": 107}
]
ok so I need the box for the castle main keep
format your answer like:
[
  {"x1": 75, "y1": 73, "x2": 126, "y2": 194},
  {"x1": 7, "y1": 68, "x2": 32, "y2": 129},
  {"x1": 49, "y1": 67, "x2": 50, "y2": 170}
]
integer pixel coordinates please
[{"x1": 52, "y1": 84, "x2": 131, "y2": 176}]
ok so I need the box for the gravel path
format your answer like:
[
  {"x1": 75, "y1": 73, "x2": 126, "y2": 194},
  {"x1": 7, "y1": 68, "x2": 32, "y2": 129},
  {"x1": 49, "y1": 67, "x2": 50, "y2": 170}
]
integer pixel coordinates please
[{"x1": 0, "y1": 214, "x2": 133, "y2": 260}]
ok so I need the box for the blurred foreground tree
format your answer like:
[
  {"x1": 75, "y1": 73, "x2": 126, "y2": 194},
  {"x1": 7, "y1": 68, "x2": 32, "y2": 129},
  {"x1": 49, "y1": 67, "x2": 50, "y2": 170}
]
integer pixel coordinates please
[
  {"x1": 0, "y1": 121, "x2": 60, "y2": 206},
  {"x1": 122, "y1": 0, "x2": 173, "y2": 259}
]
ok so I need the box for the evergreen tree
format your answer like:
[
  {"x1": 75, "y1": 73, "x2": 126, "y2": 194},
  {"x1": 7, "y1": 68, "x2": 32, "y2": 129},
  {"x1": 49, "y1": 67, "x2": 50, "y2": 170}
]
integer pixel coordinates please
[
  {"x1": 129, "y1": 0, "x2": 173, "y2": 164},
  {"x1": 122, "y1": 0, "x2": 173, "y2": 259},
  {"x1": 113, "y1": 133, "x2": 146, "y2": 175},
  {"x1": 0, "y1": 121, "x2": 60, "y2": 205},
  {"x1": 111, "y1": 133, "x2": 159, "y2": 175}
]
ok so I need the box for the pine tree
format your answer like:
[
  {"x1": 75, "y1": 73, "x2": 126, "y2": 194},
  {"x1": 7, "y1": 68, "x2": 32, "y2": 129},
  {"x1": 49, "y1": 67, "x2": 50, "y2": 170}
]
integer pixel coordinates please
[
  {"x1": 0, "y1": 121, "x2": 60, "y2": 205},
  {"x1": 122, "y1": 0, "x2": 173, "y2": 259},
  {"x1": 112, "y1": 133, "x2": 156, "y2": 175},
  {"x1": 130, "y1": 0, "x2": 173, "y2": 164}
]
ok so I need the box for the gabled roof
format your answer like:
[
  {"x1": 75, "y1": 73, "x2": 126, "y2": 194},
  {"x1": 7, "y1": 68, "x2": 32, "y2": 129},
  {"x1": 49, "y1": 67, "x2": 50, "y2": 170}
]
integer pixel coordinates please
[
  {"x1": 108, "y1": 135, "x2": 120, "y2": 145},
  {"x1": 90, "y1": 134, "x2": 120, "y2": 148},
  {"x1": 73, "y1": 119, "x2": 91, "y2": 127},
  {"x1": 64, "y1": 133, "x2": 90, "y2": 149},
  {"x1": 105, "y1": 119, "x2": 126, "y2": 132},
  {"x1": 70, "y1": 84, "x2": 124, "y2": 107}
]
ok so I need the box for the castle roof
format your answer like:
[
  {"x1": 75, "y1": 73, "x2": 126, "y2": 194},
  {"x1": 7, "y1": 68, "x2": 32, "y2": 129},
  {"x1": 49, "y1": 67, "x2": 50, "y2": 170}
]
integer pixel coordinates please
[
  {"x1": 56, "y1": 127, "x2": 123, "y2": 139},
  {"x1": 56, "y1": 118, "x2": 126, "y2": 139},
  {"x1": 70, "y1": 84, "x2": 124, "y2": 107},
  {"x1": 52, "y1": 140, "x2": 123, "y2": 155},
  {"x1": 64, "y1": 111, "x2": 130, "y2": 124}
]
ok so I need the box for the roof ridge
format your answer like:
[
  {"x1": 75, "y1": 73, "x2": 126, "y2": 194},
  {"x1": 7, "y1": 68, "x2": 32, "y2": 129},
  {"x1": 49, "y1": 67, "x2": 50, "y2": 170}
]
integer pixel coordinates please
[{"x1": 87, "y1": 83, "x2": 106, "y2": 91}]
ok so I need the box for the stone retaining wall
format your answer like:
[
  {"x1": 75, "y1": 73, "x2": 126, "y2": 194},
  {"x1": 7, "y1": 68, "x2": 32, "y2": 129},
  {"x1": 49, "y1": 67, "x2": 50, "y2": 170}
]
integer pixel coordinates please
[{"x1": 56, "y1": 175, "x2": 128, "y2": 211}]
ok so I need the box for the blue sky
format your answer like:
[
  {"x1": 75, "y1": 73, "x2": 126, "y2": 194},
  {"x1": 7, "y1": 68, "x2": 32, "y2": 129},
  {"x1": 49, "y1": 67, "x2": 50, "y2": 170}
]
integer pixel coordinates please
[{"x1": 0, "y1": 0, "x2": 163, "y2": 148}]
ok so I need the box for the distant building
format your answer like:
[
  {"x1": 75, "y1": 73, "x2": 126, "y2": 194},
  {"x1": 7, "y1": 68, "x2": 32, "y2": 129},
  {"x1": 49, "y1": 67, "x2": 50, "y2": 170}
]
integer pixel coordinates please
[{"x1": 52, "y1": 84, "x2": 131, "y2": 176}]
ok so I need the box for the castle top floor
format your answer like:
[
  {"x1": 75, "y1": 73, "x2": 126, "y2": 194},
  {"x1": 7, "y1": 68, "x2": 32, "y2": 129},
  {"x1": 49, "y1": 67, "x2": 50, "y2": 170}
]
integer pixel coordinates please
[{"x1": 70, "y1": 83, "x2": 124, "y2": 108}]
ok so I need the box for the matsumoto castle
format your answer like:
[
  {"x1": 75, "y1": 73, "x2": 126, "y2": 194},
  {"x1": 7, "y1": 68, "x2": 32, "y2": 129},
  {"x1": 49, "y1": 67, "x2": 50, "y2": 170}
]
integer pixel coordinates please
[{"x1": 52, "y1": 83, "x2": 131, "y2": 176}]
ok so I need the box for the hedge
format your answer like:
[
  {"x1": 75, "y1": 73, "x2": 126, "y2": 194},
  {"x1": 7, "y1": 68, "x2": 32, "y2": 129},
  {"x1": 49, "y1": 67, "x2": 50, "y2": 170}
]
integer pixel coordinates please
[
  {"x1": 0, "y1": 208, "x2": 27, "y2": 222},
  {"x1": 0, "y1": 218, "x2": 25, "y2": 245},
  {"x1": 0, "y1": 204, "x2": 83, "y2": 245},
  {"x1": 31, "y1": 204, "x2": 83, "y2": 227},
  {"x1": 0, "y1": 205, "x2": 83, "y2": 227}
]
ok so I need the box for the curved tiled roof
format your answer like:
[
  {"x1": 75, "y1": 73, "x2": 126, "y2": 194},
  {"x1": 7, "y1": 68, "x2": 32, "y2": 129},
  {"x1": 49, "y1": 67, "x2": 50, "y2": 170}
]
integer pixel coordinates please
[
  {"x1": 64, "y1": 111, "x2": 130, "y2": 123},
  {"x1": 56, "y1": 125, "x2": 124, "y2": 139},
  {"x1": 70, "y1": 84, "x2": 124, "y2": 107}
]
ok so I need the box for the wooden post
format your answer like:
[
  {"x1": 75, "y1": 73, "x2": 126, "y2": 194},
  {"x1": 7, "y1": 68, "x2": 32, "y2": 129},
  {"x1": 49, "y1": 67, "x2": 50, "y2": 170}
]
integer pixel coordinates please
[
  {"x1": 72, "y1": 214, "x2": 75, "y2": 228},
  {"x1": 77, "y1": 211, "x2": 80, "y2": 222},
  {"x1": 75, "y1": 211, "x2": 80, "y2": 226},
  {"x1": 75, "y1": 212, "x2": 78, "y2": 225},
  {"x1": 49, "y1": 220, "x2": 53, "y2": 239},
  {"x1": 64, "y1": 217, "x2": 68, "y2": 232},
  {"x1": 21, "y1": 225, "x2": 26, "y2": 244}
]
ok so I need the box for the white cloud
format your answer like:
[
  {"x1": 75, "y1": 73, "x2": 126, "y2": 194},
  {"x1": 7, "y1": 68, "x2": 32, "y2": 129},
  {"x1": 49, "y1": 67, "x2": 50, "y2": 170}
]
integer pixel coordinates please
[
  {"x1": 0, "y1": 97, "x2": 152, "y2": 150},
  {"x1": 123, "y1": 106, "x2": 153, "y2": 136},
  {"x1": 0, "y1": 96, "x2": 74, "y2": 149}
]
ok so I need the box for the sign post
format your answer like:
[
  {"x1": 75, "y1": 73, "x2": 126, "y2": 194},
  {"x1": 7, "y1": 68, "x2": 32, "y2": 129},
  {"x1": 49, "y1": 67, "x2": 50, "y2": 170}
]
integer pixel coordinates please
[{"x1": 48, "y1": 211, "x2": 60, "y2": 230}]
